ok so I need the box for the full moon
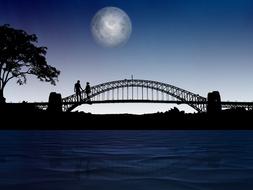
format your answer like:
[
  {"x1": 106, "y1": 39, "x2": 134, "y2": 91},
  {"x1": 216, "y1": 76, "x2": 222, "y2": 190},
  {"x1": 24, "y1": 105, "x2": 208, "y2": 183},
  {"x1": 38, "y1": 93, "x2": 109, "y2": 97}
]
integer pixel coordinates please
[{"x1": 91, "y1": 7, "x2": 132, "y2": 48}]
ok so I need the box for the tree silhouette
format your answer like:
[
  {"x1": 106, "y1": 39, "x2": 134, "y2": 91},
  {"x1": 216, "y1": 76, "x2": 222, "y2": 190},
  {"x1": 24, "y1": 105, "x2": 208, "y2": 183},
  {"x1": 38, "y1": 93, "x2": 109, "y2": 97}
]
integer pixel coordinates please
[{"x1": 0, "y1": 25, "x2": 60, "y2": 103}]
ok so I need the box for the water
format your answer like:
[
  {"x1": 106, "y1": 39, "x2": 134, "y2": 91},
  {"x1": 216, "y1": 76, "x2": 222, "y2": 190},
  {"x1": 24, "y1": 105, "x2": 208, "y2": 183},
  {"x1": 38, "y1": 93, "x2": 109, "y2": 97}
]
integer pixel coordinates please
[{"x1": 0, "y1": 130, "x2": 253, "y2": 190}]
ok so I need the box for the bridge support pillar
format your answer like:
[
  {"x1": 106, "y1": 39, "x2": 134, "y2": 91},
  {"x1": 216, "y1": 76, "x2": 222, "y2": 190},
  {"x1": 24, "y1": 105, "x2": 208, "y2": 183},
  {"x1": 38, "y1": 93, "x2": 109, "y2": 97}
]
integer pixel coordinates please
[
  {"x1": 47, "y1": 92, "x2": 62, "y2": 112},
  {"x1": 207, "y1": 91, "x2": 221, "y2": 114}
]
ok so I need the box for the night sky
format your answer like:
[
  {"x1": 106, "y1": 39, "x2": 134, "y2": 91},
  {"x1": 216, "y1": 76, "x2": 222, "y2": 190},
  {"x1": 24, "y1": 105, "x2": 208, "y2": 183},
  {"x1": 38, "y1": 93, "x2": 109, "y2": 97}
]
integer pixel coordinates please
[{"x1": 1, "y1": 0, "x2": 253, "y2": 113}]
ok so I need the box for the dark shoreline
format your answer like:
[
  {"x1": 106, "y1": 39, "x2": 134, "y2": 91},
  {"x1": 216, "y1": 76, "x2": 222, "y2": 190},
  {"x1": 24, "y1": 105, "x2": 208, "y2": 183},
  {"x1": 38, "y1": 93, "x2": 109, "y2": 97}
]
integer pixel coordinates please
[{"x1": 1, "y1": 104, "x2": 252, "y2": 129}]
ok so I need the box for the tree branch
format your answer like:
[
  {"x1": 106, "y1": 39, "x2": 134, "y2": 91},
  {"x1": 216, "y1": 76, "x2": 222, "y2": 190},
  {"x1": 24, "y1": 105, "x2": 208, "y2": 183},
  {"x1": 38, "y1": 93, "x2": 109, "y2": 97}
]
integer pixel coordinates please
[
  {"x1": 0, "y1": 62, "x2": 3, "y2": 77},
  {"x1": 0, "y1": 63, "x2": 3, "y2": 89},
  {"x1": 2, "y1": 75, "x2": 15, "y2": 89},
  {"x1": 4, "y1": 70, "x2": 11, "y2": 84},
  {"x1": 1, "y1": 69, "x2": 7, "y2": 83}
]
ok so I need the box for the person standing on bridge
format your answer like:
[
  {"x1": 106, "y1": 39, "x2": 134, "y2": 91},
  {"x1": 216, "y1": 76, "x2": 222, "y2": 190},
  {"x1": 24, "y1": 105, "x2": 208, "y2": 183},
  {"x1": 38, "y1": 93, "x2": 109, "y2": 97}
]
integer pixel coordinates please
[
  {"x1": 85, "y1": 82, "x2": 91, "y2": 100},
  {"x1": 74, "y1": 80, "x2": 83, "y2": 102}
]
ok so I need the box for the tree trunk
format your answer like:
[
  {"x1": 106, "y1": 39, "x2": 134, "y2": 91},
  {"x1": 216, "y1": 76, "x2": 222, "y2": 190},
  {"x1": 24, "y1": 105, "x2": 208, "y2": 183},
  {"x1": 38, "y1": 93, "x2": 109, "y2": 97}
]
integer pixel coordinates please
[{"x1": 0, "y1": 88, "x2": 6, "y2": 103}]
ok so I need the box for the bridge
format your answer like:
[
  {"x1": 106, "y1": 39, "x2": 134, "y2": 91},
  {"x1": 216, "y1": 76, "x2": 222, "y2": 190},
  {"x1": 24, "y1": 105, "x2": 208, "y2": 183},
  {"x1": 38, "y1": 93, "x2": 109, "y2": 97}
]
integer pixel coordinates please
[
  {"x1": 33, "y1": 79, "x2": 253, "y2": 113},
  {"x1": 60, "y1": 79, "x2": 208, "y2": 112}
]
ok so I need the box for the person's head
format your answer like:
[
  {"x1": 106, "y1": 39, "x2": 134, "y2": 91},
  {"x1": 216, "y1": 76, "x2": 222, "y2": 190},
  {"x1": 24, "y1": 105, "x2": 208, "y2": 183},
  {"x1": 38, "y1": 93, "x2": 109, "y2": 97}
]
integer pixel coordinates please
[
  {"x1": 77, "y1": 80, "x2": 80, "y2": 83},
  {"x1": 87, "y1": 82, "x2": 89, "y2": 85}
]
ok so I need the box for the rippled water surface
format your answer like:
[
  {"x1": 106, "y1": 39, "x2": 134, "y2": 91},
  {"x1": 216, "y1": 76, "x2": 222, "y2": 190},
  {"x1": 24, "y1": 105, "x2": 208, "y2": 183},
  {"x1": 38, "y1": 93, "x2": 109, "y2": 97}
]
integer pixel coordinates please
[{"x1": 0, "y1": 130, "x2": 253, "y2": 190}]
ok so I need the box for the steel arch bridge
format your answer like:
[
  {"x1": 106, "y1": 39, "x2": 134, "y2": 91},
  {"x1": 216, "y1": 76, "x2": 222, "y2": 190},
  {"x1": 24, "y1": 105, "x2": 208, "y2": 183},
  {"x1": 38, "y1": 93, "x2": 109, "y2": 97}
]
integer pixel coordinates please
[{"x1": 62, "y1": 79, "x2": 207, "y2": 112}]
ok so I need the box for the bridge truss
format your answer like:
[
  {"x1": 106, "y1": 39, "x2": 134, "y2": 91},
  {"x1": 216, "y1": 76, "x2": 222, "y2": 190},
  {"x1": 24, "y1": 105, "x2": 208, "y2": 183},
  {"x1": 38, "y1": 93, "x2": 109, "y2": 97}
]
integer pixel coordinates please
[{"x1": 62, "y1": 79, "x2": 207, "y2": 112}]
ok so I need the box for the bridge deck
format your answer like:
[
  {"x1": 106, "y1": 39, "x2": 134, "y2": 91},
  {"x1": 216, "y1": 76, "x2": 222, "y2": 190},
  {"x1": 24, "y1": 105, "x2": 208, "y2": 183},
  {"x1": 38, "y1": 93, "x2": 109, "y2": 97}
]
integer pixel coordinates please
[{"x1": 10, "y1": 100, "x2": 253, "y2": 106}]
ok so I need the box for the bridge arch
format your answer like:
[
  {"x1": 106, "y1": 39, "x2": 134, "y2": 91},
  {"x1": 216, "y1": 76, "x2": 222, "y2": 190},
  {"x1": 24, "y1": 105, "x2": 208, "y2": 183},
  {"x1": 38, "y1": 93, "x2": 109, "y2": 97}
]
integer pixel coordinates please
[{"x1": 62, "y1": 79, "x2": 207, "y2": 112}]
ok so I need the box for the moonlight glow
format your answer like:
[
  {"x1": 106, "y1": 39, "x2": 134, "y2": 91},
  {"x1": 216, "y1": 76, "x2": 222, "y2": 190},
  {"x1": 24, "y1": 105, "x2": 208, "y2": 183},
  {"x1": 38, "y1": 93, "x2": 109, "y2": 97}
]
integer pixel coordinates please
[{"x1": 91, "y1": 7, "x2": 132, "y2": 48}]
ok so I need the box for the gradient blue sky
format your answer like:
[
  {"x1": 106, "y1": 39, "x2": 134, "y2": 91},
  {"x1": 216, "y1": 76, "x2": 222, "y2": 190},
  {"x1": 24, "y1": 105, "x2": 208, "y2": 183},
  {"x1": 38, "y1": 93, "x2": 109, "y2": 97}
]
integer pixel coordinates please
[{"x1": 1, "y1": 0, "x2": 253, "y2": 113}]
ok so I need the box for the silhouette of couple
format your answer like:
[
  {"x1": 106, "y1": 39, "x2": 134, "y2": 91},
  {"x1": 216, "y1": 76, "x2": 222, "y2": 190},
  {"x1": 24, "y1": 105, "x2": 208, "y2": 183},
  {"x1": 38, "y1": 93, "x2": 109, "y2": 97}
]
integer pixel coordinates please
[{"x1": 74, "y1": 80, "x2": 91, "y2": 102}]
